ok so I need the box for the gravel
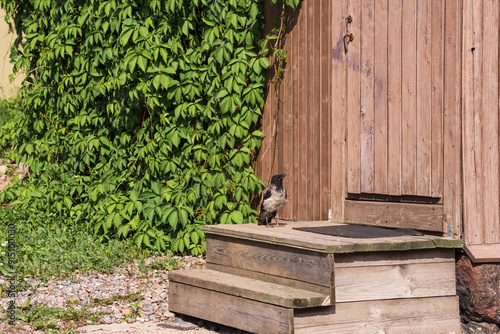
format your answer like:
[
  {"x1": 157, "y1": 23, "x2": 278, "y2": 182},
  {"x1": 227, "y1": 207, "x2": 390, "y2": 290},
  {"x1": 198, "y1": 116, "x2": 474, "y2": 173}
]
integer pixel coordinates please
[{"x1": 0, "y1": 255, "x2": 246, "y2": 333}]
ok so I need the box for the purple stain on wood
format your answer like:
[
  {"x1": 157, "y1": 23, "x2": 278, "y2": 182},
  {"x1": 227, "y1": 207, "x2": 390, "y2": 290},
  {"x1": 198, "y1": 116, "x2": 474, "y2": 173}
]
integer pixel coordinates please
[
  {"x1": 332, "y1": 32, "x2": 386, "y2": 102},
  {"x1": 332, "y1": 32, "x2": 343, "y2": 62}
]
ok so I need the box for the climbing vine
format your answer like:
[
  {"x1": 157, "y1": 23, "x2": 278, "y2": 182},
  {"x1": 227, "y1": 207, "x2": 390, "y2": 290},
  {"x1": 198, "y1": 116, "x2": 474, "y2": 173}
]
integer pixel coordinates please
[
  {"x1": 0, "y1": 0, "x2": 300, "y2": 255},
  {"x1": 267, "y1": 0, "x2": 299, "y2": 83}
]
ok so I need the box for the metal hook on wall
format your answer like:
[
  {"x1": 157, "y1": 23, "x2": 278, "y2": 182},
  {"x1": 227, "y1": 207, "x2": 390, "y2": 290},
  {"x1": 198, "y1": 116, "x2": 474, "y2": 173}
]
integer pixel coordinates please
[{"x1": 343, "y1": 15, "x2": 354, "y2": 54}]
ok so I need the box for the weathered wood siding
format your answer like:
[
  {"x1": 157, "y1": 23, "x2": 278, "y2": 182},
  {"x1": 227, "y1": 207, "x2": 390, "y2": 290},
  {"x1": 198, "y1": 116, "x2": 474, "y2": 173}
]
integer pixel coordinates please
[
  {"x1": 257, "y1": 0, "x2": 333, "y2": 221},
  {"x1": 257, "y1": 0, "x2": 462, "y2": 237},
  {"x1": 462, "y1": 0, "x2": 500, "y2": 247}
]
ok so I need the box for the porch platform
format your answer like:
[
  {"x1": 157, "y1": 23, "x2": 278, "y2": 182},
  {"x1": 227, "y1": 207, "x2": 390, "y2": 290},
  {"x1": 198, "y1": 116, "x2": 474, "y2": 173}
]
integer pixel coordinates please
[
  {"x1": 203, "y1": 220, "x2": 462, "y2": 253},
  {"x1": 169, "y1": 222, "x2": 463, "y2": 333}
]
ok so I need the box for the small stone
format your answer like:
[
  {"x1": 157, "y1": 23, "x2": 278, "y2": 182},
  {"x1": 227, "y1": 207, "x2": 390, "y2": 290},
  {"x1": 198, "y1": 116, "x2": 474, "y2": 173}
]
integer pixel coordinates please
[
  {"x1": 158, "y1": 318, "x2": 198, "y2": 330},
  {"x1": 163, "y1": 311, "x2": 175, "y2": 318},
  {"x1": 461, "y1": 321, "x2": 500, "y2": 334},
  {"x1": 122, "y1": 308, "x2": 133, "y2": 316},
  {"x1": 102, "y1": 316, "x2": 113, "y2": 324},
  {"x1": 142, "y1": 303, "x2": 155, "y2": 315}
]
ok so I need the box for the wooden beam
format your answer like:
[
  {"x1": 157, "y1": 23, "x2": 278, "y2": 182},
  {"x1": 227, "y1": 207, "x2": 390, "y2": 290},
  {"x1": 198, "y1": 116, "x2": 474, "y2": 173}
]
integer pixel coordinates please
[
  {"x1": 344, "y1": 199, "x2": 443, "y2": 231},
  {"x1": 465, "y1": 244, "x2": 500, "y2": 263},
  {"x1": 334, "y1": 261, "x2": 456, "y2": 302},
  {"x1": 294, "y1": 296, "x2": 460, "y2": 334},
  {"x1": 169, "y1": 269, "x2": 331, "y2": 308},
  {"x1": 206, "y1": 235, "x2": 333, "y2": 288},
  {"x1": 204, "y1": 222, "x2": 462, "y2": 254}
]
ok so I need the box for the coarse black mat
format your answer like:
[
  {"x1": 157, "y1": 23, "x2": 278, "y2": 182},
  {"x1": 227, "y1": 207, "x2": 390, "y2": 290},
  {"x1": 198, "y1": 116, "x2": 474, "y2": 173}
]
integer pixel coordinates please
[{"x1": 293, "y1": 224, "x2": 424, "y2": 239}]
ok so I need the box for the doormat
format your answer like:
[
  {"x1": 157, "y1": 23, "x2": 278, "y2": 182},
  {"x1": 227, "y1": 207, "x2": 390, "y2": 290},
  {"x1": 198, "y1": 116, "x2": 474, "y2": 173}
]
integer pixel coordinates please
[{"x1": 293, "y1": 224, "x2": 424, "y2": 239}]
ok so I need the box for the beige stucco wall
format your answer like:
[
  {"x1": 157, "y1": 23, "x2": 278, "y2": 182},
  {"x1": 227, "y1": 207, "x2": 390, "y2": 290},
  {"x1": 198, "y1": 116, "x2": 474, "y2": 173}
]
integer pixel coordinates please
[{"x1": 0, "y1": 8, "x2": 23, "y2": 99}]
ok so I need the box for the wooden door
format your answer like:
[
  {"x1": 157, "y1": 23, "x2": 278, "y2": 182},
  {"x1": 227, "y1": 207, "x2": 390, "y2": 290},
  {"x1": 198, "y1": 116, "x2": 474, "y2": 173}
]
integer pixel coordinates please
[{"x1": 342, "y1": 0, "x2": 453, "y2": 232}]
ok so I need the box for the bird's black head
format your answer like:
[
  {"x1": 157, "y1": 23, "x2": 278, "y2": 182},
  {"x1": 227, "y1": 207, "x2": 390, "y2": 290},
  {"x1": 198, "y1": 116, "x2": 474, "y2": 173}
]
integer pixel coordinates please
[{"x1": 270, "y1": 174, "x2": 287, "y2": 187}]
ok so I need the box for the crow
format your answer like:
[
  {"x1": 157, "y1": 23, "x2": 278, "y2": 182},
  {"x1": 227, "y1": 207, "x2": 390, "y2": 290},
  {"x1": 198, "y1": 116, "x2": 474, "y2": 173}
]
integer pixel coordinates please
[{"x1": 258, "y1": 174, "x2": 287, "y2": 227}]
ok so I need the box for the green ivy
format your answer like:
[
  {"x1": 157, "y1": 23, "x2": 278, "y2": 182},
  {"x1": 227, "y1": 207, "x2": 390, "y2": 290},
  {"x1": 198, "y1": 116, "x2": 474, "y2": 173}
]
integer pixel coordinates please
[{"x1": 0, "y1": 0, "x2": 280, "y2": 256}]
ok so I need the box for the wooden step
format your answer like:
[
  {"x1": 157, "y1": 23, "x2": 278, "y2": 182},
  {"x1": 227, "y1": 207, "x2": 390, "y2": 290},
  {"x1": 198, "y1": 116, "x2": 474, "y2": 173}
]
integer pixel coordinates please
[
  {"x1": 169, "y1": 278, "x2": 295, "y2": 334},
  {"x1": 206, "y1": 234, "x2": 335, "y2": 299},
  {"x1": 170, "y1": 222, "x2": 462, "y2": 333},
  {"x1": 169, "y1": 269, "x2": 331, "y2": 309}
]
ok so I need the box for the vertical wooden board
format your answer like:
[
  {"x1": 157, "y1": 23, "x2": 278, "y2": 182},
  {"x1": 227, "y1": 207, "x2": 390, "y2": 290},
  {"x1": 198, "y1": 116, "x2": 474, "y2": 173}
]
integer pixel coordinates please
[
  {"x1": 416, "y1": 0, "x2": 432, "y2": 196},
  {"x1": 280, "y1": 6, "x2": 294, "y2": 220},
  {"x1": 430, "y1": 0, "x2": 444, "y2": 199},
  {"x1": 443, "y1": 0, "x2": 462, "y2": 238},
  {"x1": 331, "y1": 0, "x2": 345, "y2": 221},
  {"x1": 401, "y1": 0, "x2": 417, "y2": 195},
  {"x1": 387, "y1": 0, "x2": 402, "y2": 196},
  {"x1": 297, "y1": 1, "x2": 308, "y2": 220},
  {"x1": 320, "y1": 0, "x2": 332, "y2": 220},
  {"x1": 481, "y1": 0, "x2": 500, "y2": 244},
  {"x1": 461, "y1": 0, "x2": 477, "y2": 245},
  {"x1": 170, "y1": 282, "x2": 294, "y2": 334},
  {"x1": 360, "y1": 0, "x2": 375, "y2": 194},
  {"x1": 302, "y1": 1, "x2": 310, "y2": 220},
  {"x1": 346, "y1": 0, "x2": 361, "y2": 195},
  {"x1": 373, "y1": 0, "x2": 388, "y2": 195},
  {"x1": 292, "y1": 7, "x2": 300, "y2": 221},
  {"x1": 466, "y1": 0, "x2": 484, "y2": 244},
  {"x1": 294, "y1": 296, "x2": 460, "y2": 334},
  {"x1": 311, "y1": 0, "x2": 321, "y2": 220}
]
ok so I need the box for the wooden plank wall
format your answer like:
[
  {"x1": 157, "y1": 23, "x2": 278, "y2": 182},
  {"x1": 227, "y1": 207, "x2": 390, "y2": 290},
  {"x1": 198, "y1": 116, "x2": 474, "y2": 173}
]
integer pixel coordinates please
[
  {"x1": 346, "y1": 0, "x2": 445, "y2": 199},
  {"x1": 462, "y1": 0, "x2": 500, "y2": 247},
  {"x1": 257, "y1": 0, "x2": 334, "y2": 221},
  {"x1": 257, "y1": 0, "x2": 462, "y2": 237}
]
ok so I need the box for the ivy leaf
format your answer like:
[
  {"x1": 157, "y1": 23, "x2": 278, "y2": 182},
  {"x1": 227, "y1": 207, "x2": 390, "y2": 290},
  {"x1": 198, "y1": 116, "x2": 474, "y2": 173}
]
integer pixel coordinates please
[
  {"x1": 170, "y1": 131, "x2": 180, "y2": 147},
  {"x1": 179, "y1": 208, "x2": 189, "y2": 227},
  {"x1": 159, "y1": 75, "x2": 170, "y2": 89},
  {"x1": 230, "y1": 211, "x2": 243, "y2": 224},
  {"x1": 128, "y1": 55, "x2": 138, "y2": 73},
  {"x1": 168, "y1": 210, "x2": 178, "y2": 229},
  {"x1": 137, "y1": 55, "x2": 147, "y2": 72},
  {"x1": 151, "y1": 181, "x2": 161, "y2": 195},
  {"x1": 120, "y1": 27, "x2": 134, "y2": 46},
  {"x1": 64, "y1": 197, "x2": 73, "y2": 210},
  {"x1": 259, "y1": 57, "x2": 271, "y2": 69}
]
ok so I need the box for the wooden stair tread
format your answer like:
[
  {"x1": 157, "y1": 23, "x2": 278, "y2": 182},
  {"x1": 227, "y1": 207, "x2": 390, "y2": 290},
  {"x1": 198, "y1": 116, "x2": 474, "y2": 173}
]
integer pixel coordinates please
[
  {"x1": 169, "y1": 268, "x2": 331, "y2": 309},
  {"x1": 203, "y1": 221, "x2": 463, "y2": 254}
]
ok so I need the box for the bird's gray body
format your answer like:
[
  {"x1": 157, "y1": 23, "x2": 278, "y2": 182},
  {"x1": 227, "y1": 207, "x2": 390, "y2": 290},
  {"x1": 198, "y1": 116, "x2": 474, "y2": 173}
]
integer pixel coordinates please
[{"x1": 258, "y1": 174, "x2": 287, "y2": 226}]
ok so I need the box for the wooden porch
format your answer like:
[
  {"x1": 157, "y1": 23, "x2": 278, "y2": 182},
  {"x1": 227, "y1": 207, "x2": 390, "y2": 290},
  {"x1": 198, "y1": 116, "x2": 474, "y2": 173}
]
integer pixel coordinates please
[{"x1": 169, "y1": 221, "x2": 462, "y2": 333}]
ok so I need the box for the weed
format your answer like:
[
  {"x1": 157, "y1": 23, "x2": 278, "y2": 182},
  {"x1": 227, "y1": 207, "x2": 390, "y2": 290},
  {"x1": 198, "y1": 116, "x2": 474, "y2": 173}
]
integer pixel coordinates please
[
  {"x1": 0, "y1": 301, "x2": 105, "y2": 332},
  {"x1": 86, "y1": 291, "x2": 144, "y2": 307},
  {"x1": 148, "y1": 257, "x2": 186, "y2": 271}
]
